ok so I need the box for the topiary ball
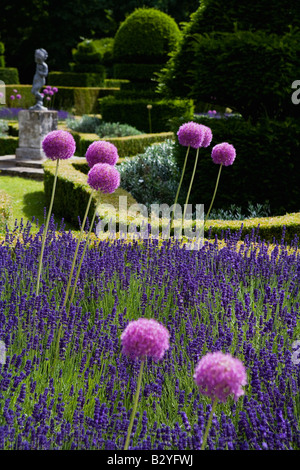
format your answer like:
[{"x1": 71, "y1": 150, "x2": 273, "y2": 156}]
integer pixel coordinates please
[{"x1": 113, "y1": 8, "x2": 181, "y2": 65}]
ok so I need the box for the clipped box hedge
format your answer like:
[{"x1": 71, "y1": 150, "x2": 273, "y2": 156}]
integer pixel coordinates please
[
  {"x1": 71, "y1": 131, "x2": 174, "y2": 158},
  {"x1": 0, "y1": 68, "x2": 19, "y2": 85},
  {"x1": 3, "y1": 85, "x2": 118, "y2": 114},
  {"x1": 99, "y1": 96, "x2": 194, "y2": 133},
  {"x1": 204, "y1": 213, "x2": 300, "y2": 246},
  {"x1": 48, "y1": 71, "x2": 105, "y2": 87},
  {"x1": 0, "y1": 136, "x2": 18, "y2": 155},
  {"x1": 43, "y1": 158, "x2": 138, "y2": 229},
  {"x1": 0, "y1": 189, "x2": 13, "y2": 232}
]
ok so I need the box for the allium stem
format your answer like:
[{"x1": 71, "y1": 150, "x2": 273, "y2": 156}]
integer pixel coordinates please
[
  {"x1": 201, "y1": 398, "x2": 218, "y2": 450},
  {"x1": 205, "y1": 163, "x2": 223, "y2": 224},
  {"x1": 36, "y1": 158, "x2": 59, "y2": 297},
  {"x1": 68, "y1": 204, "x2": 98, "y2": 309},
  {"x1": 170, "y1": 145, "x2": 190, "y2": 230},
  {"x1": 182, "y1": 146, "x2": 200, "y2": 224},
  {"x1": 62, "y1": 190, "x2": 94, "y2": 312},
  {"x1": 124, "y1": 359, "x2": 144, "y2": 450}
]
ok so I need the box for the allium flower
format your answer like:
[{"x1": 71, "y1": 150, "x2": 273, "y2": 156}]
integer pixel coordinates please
[
  {"x1": 194, "y1": 351, "x2": 247, "y2": 403},
  {"x1": 52, "y1": 87, "x2": 58, "y2": 93},
  {"x1": 85, "y1": 141, "x2": 119, "y2": 168},
  {"x1": 43, "y1": 88, "x2": 49, "y2": 94},
  {"x1": 87, "y1": 162, "x2": 120, "y2": 193},
  {"x1": 177, "y1": 122, "x2": 205, "y2": 149},
  {"x1": 200, "y1": 124, "x2": 213, "y2": 148},
  {"x1": 16, "y1": 94, "x2": 22, "y2": 100},
  {"x1": 46, "y1": 96, "x2": 51, "y2": 101},
  {"x1": 211, "y1": 142, "x2": 236, "y2": 166},
  {"x1": 13, "y1": 89, "x2": 18, "y2": 93},
  {"x1": 10, "y1": 95, "x2": 15, "y2": 100},
  {"x1": 121, "y1": 318, "x2": 170, "y2": 361},
  {"x1": 42, "y1": 130, "x2": 76, "y2": 160}
]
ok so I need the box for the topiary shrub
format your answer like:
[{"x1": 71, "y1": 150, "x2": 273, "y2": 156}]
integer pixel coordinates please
[
  {"x1": 113, "y1": 7, "x2": 181, "y2": 85},
  {"x1": 113, "y1": 8, "x2": 181, "y2": 65},
  {"x1": 158, "y1": 0, "x2": 300, "y2": 122},
  {"x1": 70, "y1": 39, "x2": 106, "y2": 83},
  {"x1": 0, "y1": 68, "x2": 19, "y2": 85}
]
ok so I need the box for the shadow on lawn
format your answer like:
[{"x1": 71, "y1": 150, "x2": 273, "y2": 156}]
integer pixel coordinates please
[{"x1": 22, "y1": 191, "x2": 77, "y2": 231}]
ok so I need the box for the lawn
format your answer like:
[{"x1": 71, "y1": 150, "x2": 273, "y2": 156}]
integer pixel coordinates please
[{"x1": 0, "y1": 175, "x2": 78, "y2": 232}]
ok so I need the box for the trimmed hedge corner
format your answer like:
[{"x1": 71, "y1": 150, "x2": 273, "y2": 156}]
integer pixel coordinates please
[
  {"x1": 42, "y1": 158, "x2": 138, "y2": 229},
  {"x1": 0, "y1": 189, "x2": 13, "y2": 232}
]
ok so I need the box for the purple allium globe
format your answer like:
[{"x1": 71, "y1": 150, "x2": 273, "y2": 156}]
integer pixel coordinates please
[
  {"x1": 42, "y1": 130, "x2": 76, "y2": 161},
  {"x1": 121, "y1": 318, "x2": 170, "y2": 361},
  {"x1": 201, "y1": 125, "x2": 213, "y2": 148},
  {"x1": 194, "y1": 352, "x2": 247, "y2": 403},
  {"x1": 211, "y1": 142, "x2": 236, "y2": 166},
  {"x1": 177, "y1": 122, "x2": 205, "y2": 149},
  {"x1": 87, "y1": 162, "x2": 120, "y2": 193},
  {"x1": 85, "y1": 141, "x2": 119, "y2": 168}
]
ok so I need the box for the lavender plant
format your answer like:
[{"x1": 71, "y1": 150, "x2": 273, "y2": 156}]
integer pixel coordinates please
[{"x1": 0, "y1": 219, "x2": 300, "y2": 450}]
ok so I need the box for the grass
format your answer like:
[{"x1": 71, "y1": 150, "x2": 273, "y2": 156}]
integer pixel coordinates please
[{"x1": 0, "y1": 175, "x2": 78, "y2": 232}]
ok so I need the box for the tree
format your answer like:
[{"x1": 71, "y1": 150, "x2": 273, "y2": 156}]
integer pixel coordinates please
[{"x1": 157, "y1": 0, "x2": 300, "y2": 121}]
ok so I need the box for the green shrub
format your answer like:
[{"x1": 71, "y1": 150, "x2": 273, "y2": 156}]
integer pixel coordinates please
[
  {"x1": 171, "y1": 115, "x2": 300, "y2": 216},
  {"x1": 96, "y1": 122, "x2": 143, "y2": 138},
  {"x1": 158, "y1": 0, "x2": 300, "y2": 122},
  {"x1": 187, "y1": 29, "x2": 300, "y2": 121},
  {"x1": 43, "y1": 159, "x2": 138, "y2": 229},
  {"x1": 0, "y1": 42, "x2": 5, "y2": 68},
  {"x1": 3, "y1": 85, "x2": 34, "y2": 108},
  {"x1": 48, "y1": 72, "x2": 104, "y2": 88},
  {"x1": 66, "y1": 115, "x2": 102, "y2": 133},
  {"x1": 0, "y1": 68, "x2": 19, "y2": 85},
  {"x1": 99, "y1": 96, "x2": 194, "y2": 133},
  {"x1": 0, "y1": 189, "x2": 13, "y2": 232},
  {"x1": 0, "y1": 136, "x2": 18, "y2": 155},
  {"x1": 113, "y1": 63, "x2": 165, "y2": 82},
  {"x1": 113, "y1": 8, "x2": 181, "y2": 65},
  {"x1": 74, "y1": 131, "x2": 174, "y2": 158},
  {"x1": 118, "y1": 139, "x2": 180, "y2": 211}
]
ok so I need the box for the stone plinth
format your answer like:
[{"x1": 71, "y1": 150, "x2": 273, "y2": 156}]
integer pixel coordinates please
[{"x1": 15, "y1": 110, "x2": 58, "y2": 161}]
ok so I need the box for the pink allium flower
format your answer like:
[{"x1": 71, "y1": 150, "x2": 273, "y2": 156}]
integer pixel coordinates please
[
  {"x1": 42, "y1": 130, "x2": 76, "y2": 161},
  {"x1": 10, "y1": 95, "x2": 15, "y2": 100},
  {"x1": 85, "y1": 141, "x2": 119, "y2": 168},
  {"x1": 121, "y1": 318, "x2": 170, "y2": 361},
  {"x1": 200, "y1": 124, "x2": 213, "y2": 148},
  {"x1": 194, "y1": 351, "x2": 247, "y2": 403},
  {"x1": 211, "y1": 142, "x2": 236, "y2": 166},
  {"x1": 46, "y1": 96, "x2": 51, "y2": 101},
  {"x1": 87, "y1": 162, "x2": 120, "y2": 193},
  {"x1": 52, "y1": 87, "x2": 58, "y2": 93},
  {"x1": 177, "y1": 122, "x2": 205, "y2": 149},
  {"x1": 48, "y1": 90, "x2": 54, "y2": 96},
  {"x1": 13, "y1": 89, "x2": 18, "y2": 93},
  {"x1": 16, "y1": 94, "x2": 22, "y2": 99},
  {"x1": 43, "y1": 89, "x2": 49, "y2": 94}
]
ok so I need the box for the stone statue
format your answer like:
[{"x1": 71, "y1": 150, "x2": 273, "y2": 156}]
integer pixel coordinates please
[{"x1": 29, "y1": 48, "x2": 48, "y2": 111}]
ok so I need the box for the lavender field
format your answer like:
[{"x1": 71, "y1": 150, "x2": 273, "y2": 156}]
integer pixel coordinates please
[{"x1": 0, "y1": 218, "x2": 300, "y2": 450}]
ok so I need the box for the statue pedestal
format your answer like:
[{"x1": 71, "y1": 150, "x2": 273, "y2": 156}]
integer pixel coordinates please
[{"x1": 15, "y1": 110, "x2": 58, "y2": 163}]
